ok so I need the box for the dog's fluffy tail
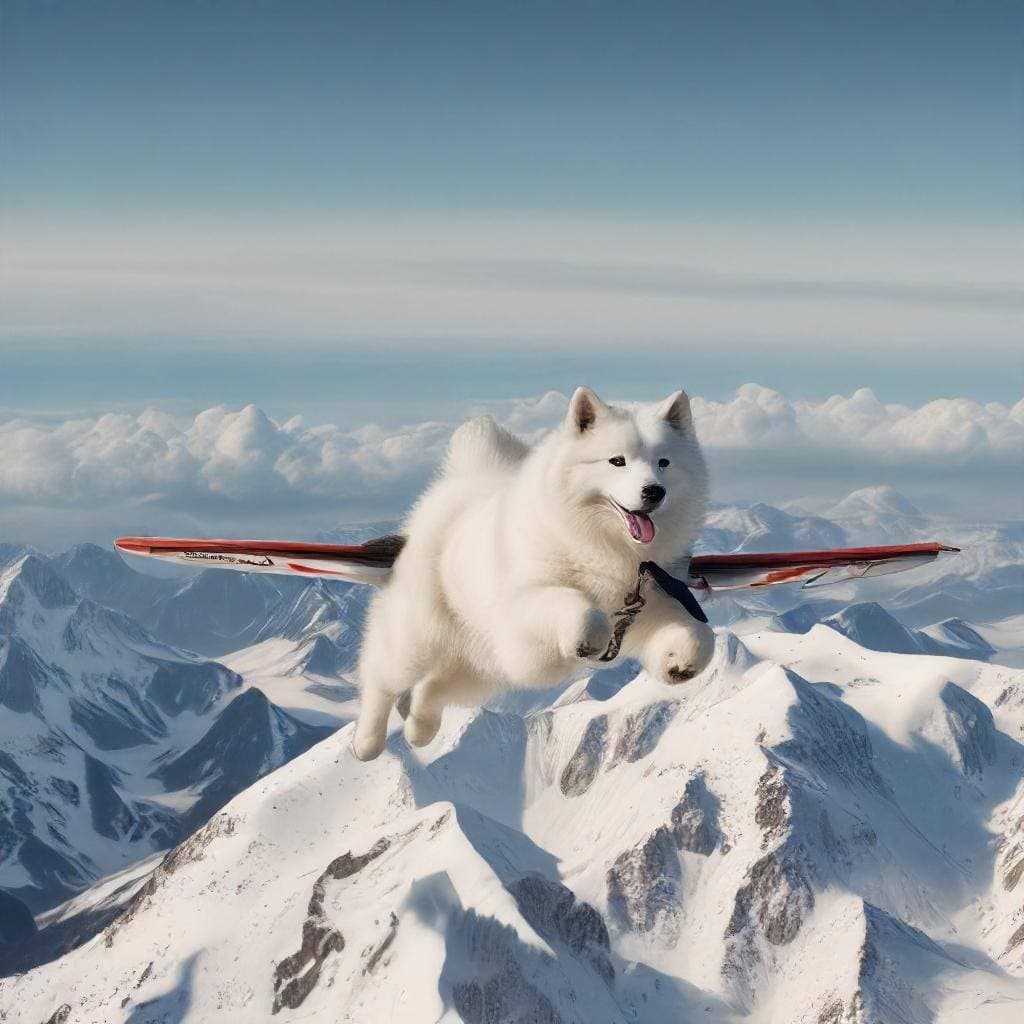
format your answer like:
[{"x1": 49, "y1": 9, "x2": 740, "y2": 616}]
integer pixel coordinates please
[{"x1": 445, "y1": 415, "x2": 528, "y2": 476}]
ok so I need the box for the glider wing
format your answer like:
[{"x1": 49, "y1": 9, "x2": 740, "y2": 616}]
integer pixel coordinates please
[
  {"x1": 114, "y1": 535, "x2": 407, "y2": 585},
  {"x1": 685, "y1": 542, "x2": 959, "y2": 591},
  {"x1": 115, "y1": 536, "x2": 957, "y2": 591}
]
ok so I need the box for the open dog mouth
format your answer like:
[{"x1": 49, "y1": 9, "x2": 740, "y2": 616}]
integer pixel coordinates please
[{"x1": 608, "y1": 499, "x2": 657, "y2": 544}]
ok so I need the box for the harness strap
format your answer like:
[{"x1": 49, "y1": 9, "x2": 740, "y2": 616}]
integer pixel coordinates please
[
  {"x1": 641, "y1": 560, "x2": 709, "y2": 624},
  {"x1": 598, "y1": 559, "x2": 708, "y2": 663}
]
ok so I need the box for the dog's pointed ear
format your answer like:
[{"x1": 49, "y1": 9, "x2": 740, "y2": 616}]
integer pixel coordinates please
[
  {"x1": 657, "y1": 390, "x2": 692, "y2": 431},
  {"x1": 567, "y1": 387, "x2": 606, "y2": 434}
]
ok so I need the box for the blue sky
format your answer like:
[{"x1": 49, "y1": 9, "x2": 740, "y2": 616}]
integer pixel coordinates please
[
  {"x1": 0, "y1": 1, "x2": 1021, "y2": 536},
  {"x1": 4, "y1": 0, "x2": 1022, "y2": 220}
]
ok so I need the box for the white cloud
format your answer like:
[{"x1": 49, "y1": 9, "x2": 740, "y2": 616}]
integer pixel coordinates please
[
  {"x1": 0, "y1": 387, "x2": 1019, "y2": 536},
  {"x1": 694, "y1": 385, "x2": 1023, "y2": 457}
]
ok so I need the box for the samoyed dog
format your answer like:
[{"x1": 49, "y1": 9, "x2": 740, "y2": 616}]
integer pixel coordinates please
[{"x1": 352, "y1": 387, "x2": 714, "y2": 761}]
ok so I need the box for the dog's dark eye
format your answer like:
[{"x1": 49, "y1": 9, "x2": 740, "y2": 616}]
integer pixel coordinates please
[
  {"x1": 658, "y1": 458, "x2": 670, "y2": 469},
  {"x1": 608, "y1": 456, "x2": 626, "y2": 467}
]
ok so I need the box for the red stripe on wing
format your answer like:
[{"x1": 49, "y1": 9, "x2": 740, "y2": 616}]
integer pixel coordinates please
[
  {"x1": 286, "y1": 563, "x2": 351, "y2": 576},
  {"x1": 689, "y1": 542, "x2": 957, "y2": 574},
  {"x1": 115, "y1": 535, "x2": 405, "y2": 566}
]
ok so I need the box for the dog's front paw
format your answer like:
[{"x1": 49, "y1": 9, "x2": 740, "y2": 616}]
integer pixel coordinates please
[
  {"x1": 653, "y1": 623, "x2": 715, "y2": 684},
  {"x1": 566, "y1": 606, "x2": 613, "y2": 662}
]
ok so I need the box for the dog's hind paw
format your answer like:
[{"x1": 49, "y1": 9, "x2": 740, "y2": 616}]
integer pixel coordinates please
[
  {"x1": 352, "y1": 729, "x2": 387, "y2": 762},
  {"x1": 404, "y1": 711, "x2": 442, "y2": 748}
]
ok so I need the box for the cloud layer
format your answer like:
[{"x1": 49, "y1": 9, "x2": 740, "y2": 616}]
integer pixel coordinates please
[
  {"x1": 3, "y1": 220, "x2": 1020, "y2": 355},
  {"x1": 1, "y1": 387, "x2": 1019, "y2": 524},
  {"x1": 693, "y1": 385, "x2": 1023, "y2": 457}
]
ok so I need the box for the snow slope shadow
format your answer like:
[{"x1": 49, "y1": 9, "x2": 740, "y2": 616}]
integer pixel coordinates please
[
  {"x1": 124, "y1": 952, "x2": 199, "y2": 1024},
  {"x1": 400, "y1": 709, "x2": 532, "y2": 833},
  {"x1": 775, "y1": 671, "x2": 1024, "y2": 927},
  {"x1": 406, "y1": 871, "x2": 731, "y2": 1024}
]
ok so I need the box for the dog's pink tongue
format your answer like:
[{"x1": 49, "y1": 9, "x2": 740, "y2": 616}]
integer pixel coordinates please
[{"x1": 626, "y1": 512, "x2": 656, "y2": 544}]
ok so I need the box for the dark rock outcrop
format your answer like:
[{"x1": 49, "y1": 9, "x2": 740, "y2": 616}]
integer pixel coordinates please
[
  {"x1": 610, "y1": 701, "x2": 678, "y2": 766},
  {"x1": 446, "y1": 909, "x2": 563, "y2": 1024},
  {"x1": 754, "y1": 765, "x2": 789, "y2": 846},
  {"x1": 0, "y1": 889, "x2": 37, "y2": 945},
  {"x1": 84, "y1": 755, "x2": 135, "y2": 841},
  {"x1": 607, "y1": 826, "x2": 681, "y2": 937},
  {"x1": 15, "y1": 835, "x2": 88, "y2": 912},
  {"x1": 0, "y1": 636, "x2": 52, "y2": 714},
  {"x1": 559, "y1": 715, "x2": 608, "y2": 797},
  {"x1": 69, "y1": 688, "x2": 166, "y2": 751},
  {"x1": 671, "y1": 773, "x2": 723, "y2": 855},
  {"x1": 725, "y1": 850, "x2": 814, "y2": 946},
  {"x1": 272, "y1": 838, "x2": 391, "y2": 1013},
  {"x1": 507, "y1": 875, "x2": 613, "y2": 983}
]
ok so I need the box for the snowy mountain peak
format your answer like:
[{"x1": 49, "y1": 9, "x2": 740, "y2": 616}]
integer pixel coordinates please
[
  {"x1": 1, "y1": 496, "x2": 1023, "y2": 1018},
  {"x1": 150, "y1": 687, "x2": 334, "y2": 831},
  {"x1": 829, "y1": 485, "x2": 923, "y2": 520},
  {"x1": 62, "y1": 598, "x2": 158, "y2": 654},
  {"x1": 699, "y1": 503, "x2": 846, "y2": 555},
  {"x1": 0, "y1": 636, "x2": 58, "y2": 714},
  {"x1": 0, "y1": 554, "x2": 77, "y2": 616},
  {"x1": 820, "y1": 601, "x2": 922, "y2": 655}
]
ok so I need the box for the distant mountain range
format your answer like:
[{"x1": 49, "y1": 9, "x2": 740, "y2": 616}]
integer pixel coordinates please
[{"x1": 0, "y1": 550, "x2": 346, "y2": 925}]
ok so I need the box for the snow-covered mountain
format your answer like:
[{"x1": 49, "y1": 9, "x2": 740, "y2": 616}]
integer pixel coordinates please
[
  {"x1": 699, "y1": 502, "x2": 847, "y2": 556},
  {"x1": 700, "y1": 488, "x2": 1024, "y2": 661},
  {"x1": 3, "y1": 626, "x2": 1022, "y2": 1022},
  {"x1": 825, "y1": 485, "x2": 928, "y2": 544},
  {"x1": 54, "y1": 543, "x2": 357, "y2": 657},
  {"x1": 2, "y1": 484, "x2": 1022, "y2": 1017},
  {"x1": 768, "y1": 601, "x2": 997, "y2": 661},
  {"x1": 0, "y1": 553, "x2": 345, "y2": 921}
]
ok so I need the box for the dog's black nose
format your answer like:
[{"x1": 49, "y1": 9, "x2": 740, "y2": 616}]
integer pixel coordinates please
[{"x1": 641, "y1": 484, "x2": 666, "y2": 507}]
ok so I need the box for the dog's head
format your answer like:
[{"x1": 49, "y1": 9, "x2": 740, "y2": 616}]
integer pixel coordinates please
[{"x1": 555, "y1": 386, "x2": 708, "y2": 553}]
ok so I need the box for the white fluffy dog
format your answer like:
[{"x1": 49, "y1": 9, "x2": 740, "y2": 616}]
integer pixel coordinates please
[{"x1": 353, "y1": 387, "x2": 715, "y2": 761}]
